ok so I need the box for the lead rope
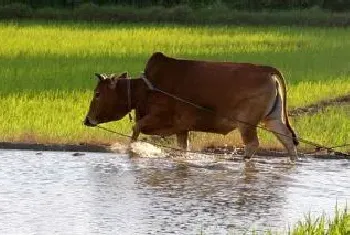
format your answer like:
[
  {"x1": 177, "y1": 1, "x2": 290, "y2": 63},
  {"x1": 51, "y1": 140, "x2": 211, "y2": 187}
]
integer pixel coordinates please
[
  {"x1": 96, "y1": 124, "x2": 349, "y2": 158},
  {"x1": 96, "y1": 125, "x2": 218, "y2": 156},
  {"x1": 127, "y1": 77, "x2": 133, "y2": 122}
]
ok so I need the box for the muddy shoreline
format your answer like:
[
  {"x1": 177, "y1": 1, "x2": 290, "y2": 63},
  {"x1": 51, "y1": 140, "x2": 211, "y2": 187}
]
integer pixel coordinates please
[
  {"x1": 0, "y1": 142, "x2": 110, "y2": 153},
  {"x1": 1, "y1": 141, "x2": 349, "y2": 160}
]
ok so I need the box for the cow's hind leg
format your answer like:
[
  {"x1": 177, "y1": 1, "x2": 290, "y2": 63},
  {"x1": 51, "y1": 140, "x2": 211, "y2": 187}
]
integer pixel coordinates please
[
  {"x1": 238, "y1": 124, "x2": 259, "y2": 160},
  {"x1": 264, "y1": 119, "x2": 298, "y2": 160},
  {"x1": 130, "y1": 114, "x2": 162, "y2": 143},
  {"x1": 176, "y1": 131, "x2": 190, "y2": 151},
  {"x1": 131, "y1": 125, "x2": 141, "y2": 142}
]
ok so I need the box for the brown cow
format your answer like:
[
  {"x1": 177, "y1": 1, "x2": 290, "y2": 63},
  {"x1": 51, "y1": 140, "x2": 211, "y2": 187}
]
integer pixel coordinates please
[{"x1": 84, "y1": 52, "x2": 299, "y2": 160}]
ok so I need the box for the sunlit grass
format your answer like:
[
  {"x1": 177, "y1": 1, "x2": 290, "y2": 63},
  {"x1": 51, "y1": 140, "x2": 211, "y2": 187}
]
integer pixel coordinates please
[
  {"x1": 293, "y1": 106, "x2": 350, "y2": 153},
  {"x1": 0, "y1": 91, "x2": 131, "y2": 144},
  {"x1": 0, "y1": 21, "x2": 349, "y2": 150},
  {"x1": 0, "y1": 22, "x2": 327, "y2": 58},
  {"x1": 198, "y1": 207, "x2": 350, "y2": 234},
  {"x1": 254, "y1": 207, "x2": 350, "y2": 235},
  {"x1": 289, "y1": 79, "x2": 350, "y2": 108},
  {"x1": 288, "y1": 207, "x2": 350, "y2": 235}
]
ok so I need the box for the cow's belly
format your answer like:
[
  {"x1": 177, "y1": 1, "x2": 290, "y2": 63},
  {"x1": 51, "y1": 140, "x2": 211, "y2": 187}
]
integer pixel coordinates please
[
  {"x1": 192, "y1": 115, "x2": 235, "y2": 135},
  {"x1": 192, "y1": 125, "x2": 235, "y2": 135},
  {"x1": 137, "y1": 103, "x2": 239, "y2": 136}
]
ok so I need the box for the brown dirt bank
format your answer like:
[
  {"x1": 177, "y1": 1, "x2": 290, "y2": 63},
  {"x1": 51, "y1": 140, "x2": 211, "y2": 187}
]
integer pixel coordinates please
[
  {"x1": 0, "y1": 141, "x2": 109, "y2": 153},
  {"x1": 1, "y1": 141, "x2": 349, "y2": 160}
]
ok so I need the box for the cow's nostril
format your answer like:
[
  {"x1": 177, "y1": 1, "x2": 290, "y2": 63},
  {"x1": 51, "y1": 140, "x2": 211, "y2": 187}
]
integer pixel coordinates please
[{"x1": 84, "y1": 117, "x2": 96, "y2": 127}]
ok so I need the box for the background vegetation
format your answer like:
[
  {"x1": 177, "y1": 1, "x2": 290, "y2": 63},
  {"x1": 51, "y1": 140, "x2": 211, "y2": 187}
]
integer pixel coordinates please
[
  {"x1": 1, "y1": 0, "x2": 350, "y2": 11},
  {"x1": 0, "y1": 21, "x2": 349, "y2": 152},
  {"x1": 1, "y1": 1, "x2": 350, "y2": 27}
]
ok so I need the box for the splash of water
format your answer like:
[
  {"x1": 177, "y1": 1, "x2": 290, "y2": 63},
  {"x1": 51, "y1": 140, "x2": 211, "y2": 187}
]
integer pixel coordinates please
[
  {"x1": 129, "y1": 141, "x2": 163, "y2": 158},
  {"x1": 110, "y1": 141, "x2": 163, "y2": 158}
]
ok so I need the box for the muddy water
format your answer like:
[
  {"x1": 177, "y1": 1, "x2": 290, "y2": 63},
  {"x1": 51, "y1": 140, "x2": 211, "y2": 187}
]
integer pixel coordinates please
[{"x1": 0, "y1": 149, "x2": 349, "y2": 235}]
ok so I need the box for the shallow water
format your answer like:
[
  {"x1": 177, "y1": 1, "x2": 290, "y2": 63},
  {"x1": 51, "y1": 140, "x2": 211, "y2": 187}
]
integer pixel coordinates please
[{"x1": 0, "y1": 149, "x2": 349, "y2": 235}]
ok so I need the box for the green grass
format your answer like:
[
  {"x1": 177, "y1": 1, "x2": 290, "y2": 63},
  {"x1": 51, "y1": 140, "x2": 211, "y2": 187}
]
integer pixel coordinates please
[
  {"x1": 0, "y1": 20, "x2": 349, "y2": 151},
  {"x1": 260, "y1": 207, "x2": 350, "y2": 235},
  {"x1": 199, "y1": 207, "x2": 350, "y2": 234},
  {"x1": 288, "y1": 207, "x2": 350, "y2": 235}
]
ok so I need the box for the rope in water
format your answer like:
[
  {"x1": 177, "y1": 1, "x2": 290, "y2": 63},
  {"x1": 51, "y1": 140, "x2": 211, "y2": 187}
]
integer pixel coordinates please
[
  {"x1": 96, "y1": 125, "x2": 222, "y2": 156},
  {"x1": 96, "y1": 125, "x2": 350, "y2": 158}
]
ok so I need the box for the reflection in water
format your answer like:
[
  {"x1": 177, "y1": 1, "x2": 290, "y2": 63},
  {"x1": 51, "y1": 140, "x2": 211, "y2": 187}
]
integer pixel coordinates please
[
  {"x1": 131, "y1": 159, "x2": 296, "y2": 234},
  {"x1": 0, "y1": 150, "x2": 349, "y2": 235}
]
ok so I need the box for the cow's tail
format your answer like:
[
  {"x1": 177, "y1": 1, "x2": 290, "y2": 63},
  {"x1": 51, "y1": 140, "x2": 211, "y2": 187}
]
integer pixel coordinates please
[{"x1": 271, "y1": 69, "x2": 299, "y2": 146}]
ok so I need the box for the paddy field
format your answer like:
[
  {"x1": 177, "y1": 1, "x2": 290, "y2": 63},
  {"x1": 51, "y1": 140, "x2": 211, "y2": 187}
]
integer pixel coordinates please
[{"x1": 0, "y1": 21, "x2": 349, "y2": 152}]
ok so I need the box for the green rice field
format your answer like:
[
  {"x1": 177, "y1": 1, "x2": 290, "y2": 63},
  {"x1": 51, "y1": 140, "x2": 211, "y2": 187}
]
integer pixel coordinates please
[{"x1": 0, "y1": 21, "x2": 349, "y2": 152}]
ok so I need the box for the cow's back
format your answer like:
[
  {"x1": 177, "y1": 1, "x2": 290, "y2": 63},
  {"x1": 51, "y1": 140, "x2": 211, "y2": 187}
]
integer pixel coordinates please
[{"x1": 144, "y1": 52, "x2": 276, "y2": 113}]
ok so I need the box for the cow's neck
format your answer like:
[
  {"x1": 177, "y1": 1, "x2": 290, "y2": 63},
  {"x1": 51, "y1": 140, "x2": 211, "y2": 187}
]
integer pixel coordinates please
[{"x1": 129, "y1": 78, "x2": 148, "y2": 109}]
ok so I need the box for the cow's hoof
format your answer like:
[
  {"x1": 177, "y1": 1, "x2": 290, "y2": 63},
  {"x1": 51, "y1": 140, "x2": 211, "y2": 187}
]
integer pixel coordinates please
[
  {"x1": 289, "y1": 155, "x2": 299, "y2": 162},
  {"x1": 243, "y1": 155, "x2": 251, "y2": 161}
]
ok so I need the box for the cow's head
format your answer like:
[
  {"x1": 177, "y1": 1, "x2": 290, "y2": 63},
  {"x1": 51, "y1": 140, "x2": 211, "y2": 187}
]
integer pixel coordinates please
[{"x1": 84, "y1": 72, "x2": 130, "y2": 127}]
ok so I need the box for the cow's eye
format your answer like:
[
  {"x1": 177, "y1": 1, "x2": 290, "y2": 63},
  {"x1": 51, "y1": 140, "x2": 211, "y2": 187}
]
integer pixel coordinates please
[{"x1": 95, "y1": 92, "x2": 100, "y2": 98}]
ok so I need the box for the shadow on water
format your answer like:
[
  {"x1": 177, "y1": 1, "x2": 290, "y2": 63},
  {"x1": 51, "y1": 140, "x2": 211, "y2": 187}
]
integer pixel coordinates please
[{"x1": 0, "y1": 150, "x2": 349, "y2": 235}]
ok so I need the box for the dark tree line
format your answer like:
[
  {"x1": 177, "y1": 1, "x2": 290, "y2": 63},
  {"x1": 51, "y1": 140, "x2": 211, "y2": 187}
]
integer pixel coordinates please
[{"x1": 1, "y1": 0, "x2": 350, "y2": 11}]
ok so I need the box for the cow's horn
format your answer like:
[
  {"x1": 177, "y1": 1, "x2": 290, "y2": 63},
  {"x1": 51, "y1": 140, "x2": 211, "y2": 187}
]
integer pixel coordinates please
[
  {"x1": 120, "y1": 72, "x2": 128, "y2": 79},
  {"x1": 95, "y1": 73, "x2": 104, "y2": 81}
]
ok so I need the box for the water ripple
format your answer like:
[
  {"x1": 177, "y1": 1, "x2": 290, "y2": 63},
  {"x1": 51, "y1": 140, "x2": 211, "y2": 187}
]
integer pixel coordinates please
[{"x1": 0, "y1": 150, "x2": 349, "y2": 235}]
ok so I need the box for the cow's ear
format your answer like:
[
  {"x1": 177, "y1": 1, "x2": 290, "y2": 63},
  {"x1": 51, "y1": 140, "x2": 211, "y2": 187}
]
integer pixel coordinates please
[
  {"x1": 120, "y1": 72, "x2": 128, "y2": 79},
  {"x1": 95, "y1": 73, "x2": 104, "y2": 81}
]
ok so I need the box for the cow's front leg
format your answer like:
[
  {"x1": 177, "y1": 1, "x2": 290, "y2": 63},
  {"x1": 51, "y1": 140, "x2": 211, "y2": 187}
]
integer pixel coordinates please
[
  {"x1": 130, "y1": 116, "x2": 157, "y2": 143},
  {"x1": 238, "y1": 124, "x2": 259, "y2": 160},
  {"x1": 131, "y1": 124, "x2": 141, "y2": 142},
  {"x1": 130, "y1": 113, "x2": 167, "y2": 142},
  {"x1": 176, "y1": 131, "x2": 190, "y2": 151},
  {"x1": 128, "y1": 115, "x2": 162, "y2": 154}
]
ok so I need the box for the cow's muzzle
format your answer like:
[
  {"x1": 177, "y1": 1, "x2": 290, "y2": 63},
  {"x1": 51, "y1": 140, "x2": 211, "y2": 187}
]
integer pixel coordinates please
[{"x1": 84, "y1": 116, "x2": 97, "y2": 127}]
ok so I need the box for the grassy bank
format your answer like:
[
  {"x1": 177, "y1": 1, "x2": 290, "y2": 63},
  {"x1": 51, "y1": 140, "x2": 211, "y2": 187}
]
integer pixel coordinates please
[
  {"x1": 284, "y1": 207, "x2": 349, "y2": 235},
  {"x1": 201, "y1": 207, "x2": 350, "y2": 234},
  {"x1": 0, "y1": 21, "x2": 349, "y2": 152},
  {"x1": 1, "y1": 3, "x2": 350, "y2": 27}
]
